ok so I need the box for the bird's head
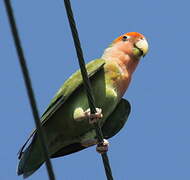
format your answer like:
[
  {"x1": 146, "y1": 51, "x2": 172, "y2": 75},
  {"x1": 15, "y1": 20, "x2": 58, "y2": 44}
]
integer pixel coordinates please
[{"x1": 111, "y1": 32, "x2": 149, "y2": 59}]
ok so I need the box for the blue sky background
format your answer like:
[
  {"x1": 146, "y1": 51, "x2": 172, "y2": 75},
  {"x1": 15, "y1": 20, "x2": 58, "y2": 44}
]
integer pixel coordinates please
[{"x1": 0, "y1": 0, "x2": 190, "y2": 179}]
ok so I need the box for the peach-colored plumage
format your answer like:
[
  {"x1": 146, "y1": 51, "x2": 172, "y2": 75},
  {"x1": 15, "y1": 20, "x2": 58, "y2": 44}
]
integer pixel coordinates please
[{"x1": 102, "y1": 32, "x2": 148, "y2": 97}]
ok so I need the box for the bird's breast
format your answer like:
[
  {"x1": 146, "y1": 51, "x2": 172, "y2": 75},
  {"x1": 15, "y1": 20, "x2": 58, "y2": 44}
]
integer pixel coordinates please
[{"x1": 104, "y1": 61, "x2": 131, "y2": 98}]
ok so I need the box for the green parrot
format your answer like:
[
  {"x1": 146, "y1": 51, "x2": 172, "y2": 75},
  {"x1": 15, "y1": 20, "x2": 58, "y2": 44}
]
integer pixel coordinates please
[{"x1": 17, "y1": 32, "x2": 149, "y2": 178}]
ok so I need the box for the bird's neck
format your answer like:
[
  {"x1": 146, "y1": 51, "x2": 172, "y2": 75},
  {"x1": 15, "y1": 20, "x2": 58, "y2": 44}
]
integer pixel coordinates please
[
  {"x1": 101, "y1": 47, "x2": 140, "y2": 75},
  {"x1": 101, "y1": 46, "x2": 140, "y2": 98}
]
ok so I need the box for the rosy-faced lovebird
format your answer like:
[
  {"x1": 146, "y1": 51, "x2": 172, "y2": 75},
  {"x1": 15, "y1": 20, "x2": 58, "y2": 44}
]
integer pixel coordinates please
[{"x1": 17, "y1": 32, "x2": 149, "y2": 178}]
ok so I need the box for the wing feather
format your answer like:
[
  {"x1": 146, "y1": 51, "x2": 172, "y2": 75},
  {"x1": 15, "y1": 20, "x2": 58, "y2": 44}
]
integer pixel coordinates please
[{"x1": 18, "y1": 59, "x2": 105, "y2": 158}]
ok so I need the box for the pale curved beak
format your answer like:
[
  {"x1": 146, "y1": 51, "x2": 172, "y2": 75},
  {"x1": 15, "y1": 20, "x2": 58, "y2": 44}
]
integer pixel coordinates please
[{"x1": 135, "y1": 38, "x2": 149, "y2": 57}]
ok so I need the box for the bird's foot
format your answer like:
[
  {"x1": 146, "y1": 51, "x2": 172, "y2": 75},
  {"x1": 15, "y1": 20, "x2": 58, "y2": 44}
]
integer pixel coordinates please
[
  {"x1": 85, "y1": 108, "x2": 103, "y2": 124},
  {"x1": 73, "y1": 107, "x2": 103, "y2": 123},
  {"x1": 96, "y1": 139, "x2": 109, "y2": 154}
]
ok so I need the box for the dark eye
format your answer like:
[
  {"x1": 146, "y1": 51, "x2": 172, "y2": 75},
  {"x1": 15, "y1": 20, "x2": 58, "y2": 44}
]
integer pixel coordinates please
[{"x1": 122, "y1": 36, "x2": 128, "y2": 41}]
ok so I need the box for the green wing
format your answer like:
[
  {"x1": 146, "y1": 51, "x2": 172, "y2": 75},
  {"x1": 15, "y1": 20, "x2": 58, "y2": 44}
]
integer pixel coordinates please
[
  {"x1": 41, "y1": 58, "x2": 105, "y2": 121},
  {"x1": 51, "y1": 98, "x2": 131, "y2": 158},
  {"x1": 18, "y1": 59, "x2": 105, "y2": 158},
  {"x1": 102, "y1": 98, "x2": 131, "y2": 139}
]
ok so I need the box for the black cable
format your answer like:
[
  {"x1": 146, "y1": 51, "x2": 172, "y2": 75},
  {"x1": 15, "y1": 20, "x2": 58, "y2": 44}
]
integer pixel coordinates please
[
  {"x1": 63, "y1": 1, "x2": 114, "y2": 179},
  {"x1": 3, "y1": 1, "x2": 55, "y2": 179}
]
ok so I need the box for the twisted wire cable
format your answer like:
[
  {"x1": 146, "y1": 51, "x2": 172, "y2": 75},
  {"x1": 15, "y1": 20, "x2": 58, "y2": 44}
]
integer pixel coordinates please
[
  {"x1": 63, "y1": 1, "x2": 114, "y2": 179},
  {"x1": 3, "y1": 1, "x2": 55, "y2": 179}
]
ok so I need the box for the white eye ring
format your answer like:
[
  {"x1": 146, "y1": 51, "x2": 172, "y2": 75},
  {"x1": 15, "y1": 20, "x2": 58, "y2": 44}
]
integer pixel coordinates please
[{"x1": 122, "y1": 35, "x2": 130, "y2": 41}]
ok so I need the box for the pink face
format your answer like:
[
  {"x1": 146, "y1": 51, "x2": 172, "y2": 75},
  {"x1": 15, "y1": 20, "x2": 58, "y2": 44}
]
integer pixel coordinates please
[{"x1": 113, "y1": 32, "x2": 149, "y2": 58}]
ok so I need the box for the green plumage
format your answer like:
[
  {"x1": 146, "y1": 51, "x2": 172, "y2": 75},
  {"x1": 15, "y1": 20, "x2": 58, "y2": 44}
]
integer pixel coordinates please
[{"x1": 17, "y1": 59, "x2": 131, "y2": 177}]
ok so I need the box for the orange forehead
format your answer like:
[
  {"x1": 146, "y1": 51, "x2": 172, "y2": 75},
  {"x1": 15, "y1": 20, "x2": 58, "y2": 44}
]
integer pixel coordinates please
[{"x1": 113, "y1": 32, "x2": 144, "y2": 43}]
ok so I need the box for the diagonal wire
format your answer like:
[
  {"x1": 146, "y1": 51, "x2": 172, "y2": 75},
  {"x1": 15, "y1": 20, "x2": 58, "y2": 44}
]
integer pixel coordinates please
[
  {"x1": 63, "y1": 0, "x2": 114, "y2": 179},
  {"x1": 3, "y1": 1, "x2": 55, "y2": 179}
]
